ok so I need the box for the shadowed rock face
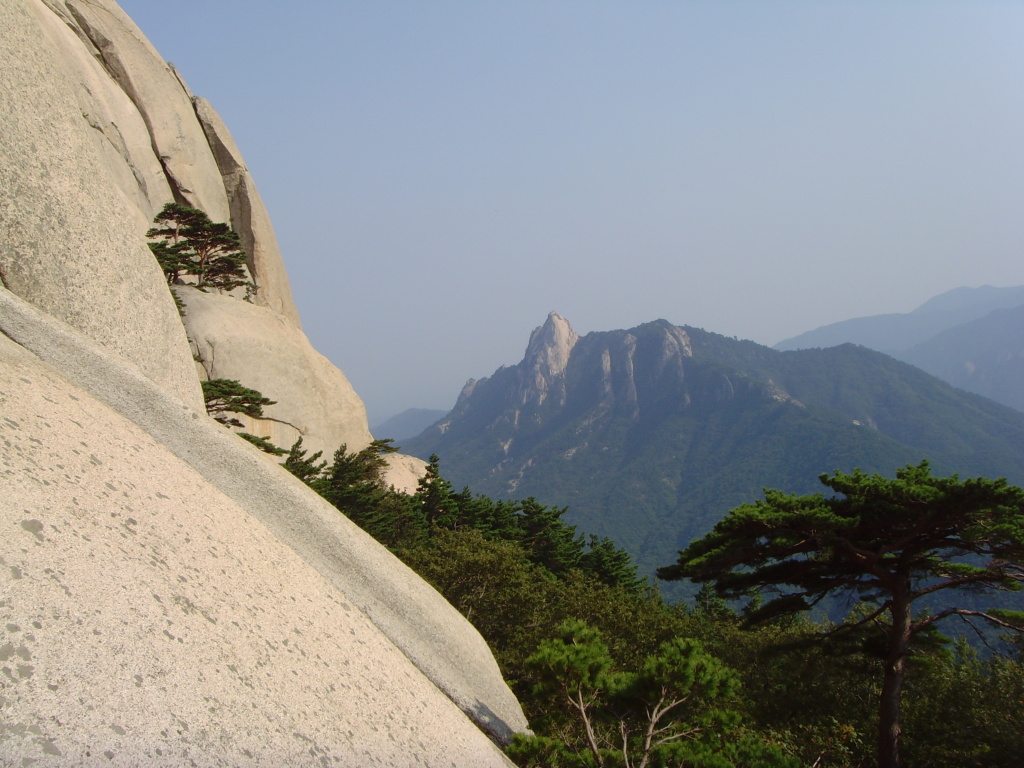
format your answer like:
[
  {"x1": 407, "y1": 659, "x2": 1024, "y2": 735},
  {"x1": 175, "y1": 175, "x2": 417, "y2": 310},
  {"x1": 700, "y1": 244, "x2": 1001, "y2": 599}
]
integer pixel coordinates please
[{"x1": 1, "y1": 0, "x2": 527, "y2": 760}]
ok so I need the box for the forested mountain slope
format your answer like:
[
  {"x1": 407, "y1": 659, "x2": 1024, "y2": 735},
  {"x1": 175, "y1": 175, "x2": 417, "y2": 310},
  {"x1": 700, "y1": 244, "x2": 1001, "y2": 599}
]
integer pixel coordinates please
[
  {"x1": 405, "y1": 313, "x2": 1024, "y2": 576},
  {"x1": 776, "y1": 285, "x2": 1024, "y2": 412}
]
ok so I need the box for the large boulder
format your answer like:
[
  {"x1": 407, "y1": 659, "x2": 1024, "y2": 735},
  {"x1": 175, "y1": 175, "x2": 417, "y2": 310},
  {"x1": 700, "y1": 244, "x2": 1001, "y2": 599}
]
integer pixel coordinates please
[{"x1": 181, "y1": 287, "x2": 372, "y2": 459}]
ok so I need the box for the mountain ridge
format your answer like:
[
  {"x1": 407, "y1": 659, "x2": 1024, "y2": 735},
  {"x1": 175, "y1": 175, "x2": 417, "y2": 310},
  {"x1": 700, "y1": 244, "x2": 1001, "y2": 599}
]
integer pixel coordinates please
[
  {"x1": 404, "y1": 314, "x2": 1024, "y2": 576},
  {"x1": 775, "y1": 285, "x2": 1024, "y2": 353}
]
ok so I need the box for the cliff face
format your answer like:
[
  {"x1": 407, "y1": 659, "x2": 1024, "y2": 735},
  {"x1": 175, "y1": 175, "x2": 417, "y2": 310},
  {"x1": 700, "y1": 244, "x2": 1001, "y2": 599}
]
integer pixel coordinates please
[
  {"x1": 0, "y1": 0, "x2": 524, "y2": 762},
  {"x1": 2, "y1": 0, "x2": 371, "y2": 460}
]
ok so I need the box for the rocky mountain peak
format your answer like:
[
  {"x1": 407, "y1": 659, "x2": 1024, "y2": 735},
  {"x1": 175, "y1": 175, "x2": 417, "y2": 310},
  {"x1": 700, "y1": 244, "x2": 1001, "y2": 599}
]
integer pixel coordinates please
[
  {"x1": 519, "y1": 311, "x2": 579, "y2": 407},
  {"x1": 525, "y1": 311, "x2": 579, "y2": 375}
]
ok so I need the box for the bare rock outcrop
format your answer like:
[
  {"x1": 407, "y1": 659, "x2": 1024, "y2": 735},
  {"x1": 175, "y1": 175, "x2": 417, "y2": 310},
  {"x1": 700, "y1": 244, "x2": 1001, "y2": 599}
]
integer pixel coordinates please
[
  {"x1": 193, "y1": 97, "x2": 301, "y2": 326},
  {"x1": 181, "y1": 287, "x2": 372, "y2": 458},
  {"x1": 0, "y1": 0, "x2": 202, "y2": 411},
  {"x1": 41, "y1": 0, "x2": 301, "y2": 326},
  {"x1": 0, "y1": 309, "x2": 516, "y2": 766},
  {"x1": 383, "y1": 452, "x2": 431, "y2": 495},
  {"x1": 518, "y1": 310, "x2": 579, "y2": 407},
  {"x1": 1, "y1": 0, "x2": 527, "y2": 761},
  {"x1": 2, "y1": 0, "x2": 371, "y2": 446},
  {"x1": 56, "y1": 0, "x2": 231, "y2": 223}
]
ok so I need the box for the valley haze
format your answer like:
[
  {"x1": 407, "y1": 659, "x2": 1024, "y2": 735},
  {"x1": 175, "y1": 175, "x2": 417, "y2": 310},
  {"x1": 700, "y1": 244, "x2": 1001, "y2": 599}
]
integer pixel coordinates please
[{"x1": 116, "y1": 1, "x2": 1024, "y2": 424}]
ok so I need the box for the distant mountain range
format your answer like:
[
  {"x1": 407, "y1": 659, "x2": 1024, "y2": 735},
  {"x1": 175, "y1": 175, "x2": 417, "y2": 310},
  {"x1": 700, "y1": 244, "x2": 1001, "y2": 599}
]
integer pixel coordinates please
[
  {"x1": 775, "y1": 285, "x2": 1024, "y2": 411},
  {"x1": 373, "y1": 408, "x2": 449, "y2": 442},
  {"x1": 404, "y1": 311, "x2": 1024, "y2": 578}
]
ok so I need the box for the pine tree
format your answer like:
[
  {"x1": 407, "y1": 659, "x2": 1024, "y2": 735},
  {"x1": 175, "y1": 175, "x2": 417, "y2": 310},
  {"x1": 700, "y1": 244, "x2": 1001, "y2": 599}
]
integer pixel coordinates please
[
  {"x1": 147, "y1": 202, "x2": 251, "y2": 292},
  {"x1": 517, "y1": 497, "x2": 584, "y2": 576},
  {"x1": 413, "y1": 454, "x2": 458, "y2": 528},
  {"x1": 281, "y1": 437, "x2": 327, "y2": 486},
  {"x1": 658, "y1": 461, "x2": 1024, "y2": 768},
  {"x1": 201, "y1": 379, "x2": 276, "y2": 429}
]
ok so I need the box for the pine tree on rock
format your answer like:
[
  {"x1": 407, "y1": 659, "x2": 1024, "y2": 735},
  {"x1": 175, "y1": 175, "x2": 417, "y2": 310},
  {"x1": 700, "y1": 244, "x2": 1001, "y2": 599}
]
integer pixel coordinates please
[
  {"x1": 147, "y1": 202, "x2": 251, "y2": 293},
  {"x1": 201, "y1": 379, "x2": 276, "y2": 429}
]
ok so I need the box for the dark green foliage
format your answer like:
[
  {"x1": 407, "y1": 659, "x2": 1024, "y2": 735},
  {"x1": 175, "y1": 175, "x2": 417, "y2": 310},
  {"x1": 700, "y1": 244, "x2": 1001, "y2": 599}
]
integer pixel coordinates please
[
  {"x1": 509, "y1": 619, "x2": 797, "y2": 768},
  {"x1": 284, "y1": 440, "x2": 1024, "y2": 766},
  {"x1": 414, "y1": 454, "x2": 459, "y2": 528},
  {"x1": 403, "y1": 455, "x2": 643, "y2": 590},
  {"x1": 314, "y1": 440, "x2": 429, "y2": 548},
  {"x1": 579, "y1": 535, "x2": 646, "y2": 592},
  {"x1": 450, "y1": 486, "x2": 523, "y2": 540},
  {"x1": 517, "y1": 498, "x2": 582, "y2": 577},
  {"x1": 281, "y1": 438, "x2": 428, "y2": 550},
  {"x1": 238, "y1": 432, "x2": 286, "y2": 455},
  {"x1": 658, "y1": 462, "x2": 1024, "y2": 768},
  {"x1": 902, "y1": 640, "x2": 1024, "y2": 766},
  {"x1": 281, "y1": 437, "x2": 327, "y2": 485},
  {"x1": 399, "y1": 528, "x2": 558, "y2": 670},
  {"x1": 146, "y1": 202, "x2": 251, "y2": 293},
  {"x1": 201, "y1": 378, "x2": 276, "y2": 428}
]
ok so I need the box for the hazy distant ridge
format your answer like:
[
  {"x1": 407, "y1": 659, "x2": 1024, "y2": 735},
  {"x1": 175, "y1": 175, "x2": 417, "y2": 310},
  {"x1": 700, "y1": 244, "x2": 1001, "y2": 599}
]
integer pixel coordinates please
[
  {"x1": 374, "y1": 408, "x2": 449, "y2": 442},
  {"x1": 775, "y1": 285, "x2": 1024, "y2": 410}
]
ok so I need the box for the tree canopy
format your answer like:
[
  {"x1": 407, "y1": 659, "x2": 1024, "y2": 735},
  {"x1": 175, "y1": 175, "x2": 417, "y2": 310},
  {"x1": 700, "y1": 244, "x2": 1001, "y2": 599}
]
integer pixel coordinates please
[
  {"x1": 201, "y1": 378, "x2": 276, "y2": 429},
  {"x1": 658, "y1": 461, "x2": 1024, "y2": 768},
  {"x1": 509, "y1": 619, "x2": 795, "y2": 768},
  {"x1": 147, "y1": 202, "x2": 251, "y2": 293}
]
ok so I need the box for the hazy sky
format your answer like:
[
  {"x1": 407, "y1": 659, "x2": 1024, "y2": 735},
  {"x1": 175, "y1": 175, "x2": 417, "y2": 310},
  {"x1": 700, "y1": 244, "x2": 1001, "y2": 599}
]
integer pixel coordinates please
[{"x1": 116, "y1": 1, "x2": 1024, "y2": 425}]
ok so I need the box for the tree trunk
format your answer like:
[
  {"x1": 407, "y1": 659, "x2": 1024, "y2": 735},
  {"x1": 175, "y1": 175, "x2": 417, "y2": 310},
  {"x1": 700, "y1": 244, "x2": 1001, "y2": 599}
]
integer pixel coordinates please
[{"x1": 878, "y1": 592, "x2": 912, "y2": 768}]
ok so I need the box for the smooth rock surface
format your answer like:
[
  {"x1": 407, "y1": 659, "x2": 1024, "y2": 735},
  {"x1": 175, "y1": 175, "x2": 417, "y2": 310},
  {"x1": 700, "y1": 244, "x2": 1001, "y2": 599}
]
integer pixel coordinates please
[
  {"x1": 194, "y1": 98, "x2": 301, "y2": 327},
  {"x1": 34, "y1": 0, "x2": 173, "y2": 226},
  {"x1": 0, "y1": 0, "x2": 203, "y2": 411},
  {"x1": 383, "y1": 453, "x2": 430, "y2": 495},
  {"x1": 0, "y1": 287, "x2": 530, "y2": 746},
  {"x1": 0, "y1": 330, "x2": 515, "y2": 767},
  {"x1": 60, "y1": 0, "x2": 230, "y2": 223},
  {"x1": 180, "y1": 287, "x2": 372, "y2": 459}
]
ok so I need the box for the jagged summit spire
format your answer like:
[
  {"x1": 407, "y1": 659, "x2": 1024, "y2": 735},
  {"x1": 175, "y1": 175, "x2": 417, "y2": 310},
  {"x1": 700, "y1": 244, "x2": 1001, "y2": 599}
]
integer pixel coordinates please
[
  {"x1": 524, "y1": 312, "x2": 579, "y2": 378},
  {"x1": 519, "y1": 312, "x2": 579, "y2": 406}
]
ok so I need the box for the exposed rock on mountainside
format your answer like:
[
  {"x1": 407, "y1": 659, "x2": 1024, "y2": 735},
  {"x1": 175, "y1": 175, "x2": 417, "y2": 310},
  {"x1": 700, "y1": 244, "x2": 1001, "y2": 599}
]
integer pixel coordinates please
[
  {"x1": 406, "y1": 314, "x2": 1024, "y2": 578},
  {"x1": 192, "y1": 96, "x2": 300, "y2": 325},
  {"x1": 519, "y1": 311, "x2": 579, "y2": 407},
  {"x1": 1, "y1": 0, "x2": 524, "y2": 762}
]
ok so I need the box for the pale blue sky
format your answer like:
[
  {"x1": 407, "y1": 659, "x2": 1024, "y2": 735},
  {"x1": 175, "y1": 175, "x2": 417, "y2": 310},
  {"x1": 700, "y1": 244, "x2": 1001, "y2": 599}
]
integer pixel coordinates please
[{"x1": 116, "y1": 1, "x2": 1024, "y2": 425}]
